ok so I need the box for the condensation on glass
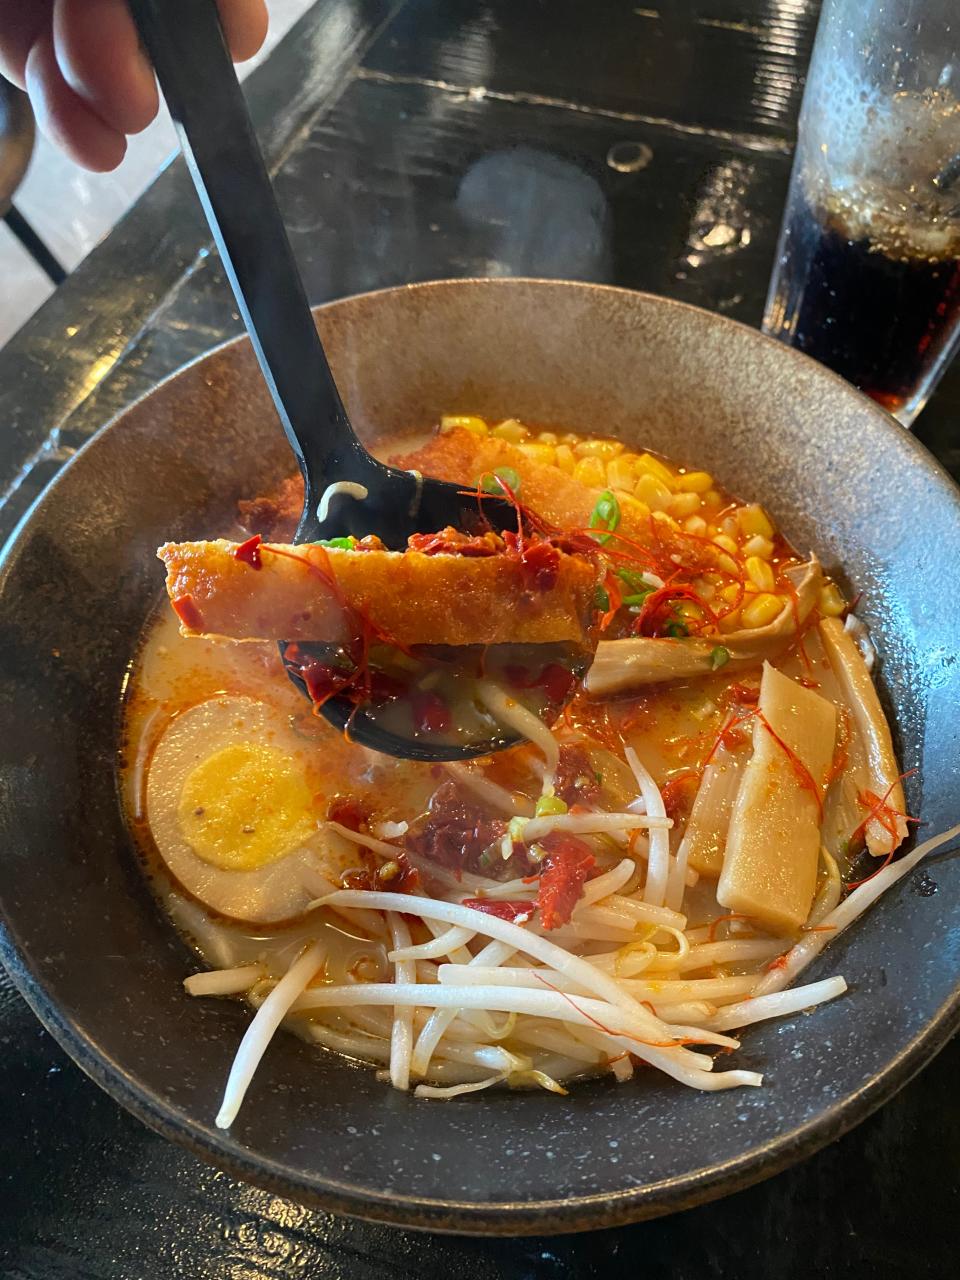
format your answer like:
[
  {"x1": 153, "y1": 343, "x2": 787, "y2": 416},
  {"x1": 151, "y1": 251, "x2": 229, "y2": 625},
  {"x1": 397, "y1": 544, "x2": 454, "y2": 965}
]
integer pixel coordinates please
[{"x1": 763, "y1": 0, "x2": 960, "y2": 426}]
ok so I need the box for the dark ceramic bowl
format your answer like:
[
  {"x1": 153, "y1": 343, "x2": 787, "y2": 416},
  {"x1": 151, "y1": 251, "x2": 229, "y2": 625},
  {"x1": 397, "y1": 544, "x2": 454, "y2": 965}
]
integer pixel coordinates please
[{"x1": 1, "y1": 280, "x2": 958, "y2": 1235}]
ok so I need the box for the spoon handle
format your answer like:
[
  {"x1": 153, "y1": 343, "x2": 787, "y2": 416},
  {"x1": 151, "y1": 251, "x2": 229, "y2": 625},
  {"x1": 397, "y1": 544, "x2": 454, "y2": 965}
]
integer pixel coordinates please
[{"x1": 127, "y1": 0, "x2": 373, "y2": 504}]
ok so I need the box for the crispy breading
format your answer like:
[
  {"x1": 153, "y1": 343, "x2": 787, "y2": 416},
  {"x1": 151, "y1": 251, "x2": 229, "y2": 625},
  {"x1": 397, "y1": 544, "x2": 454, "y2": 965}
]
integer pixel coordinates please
[
  {"x1": 237, "y1": 474, "x2": 303, "y2": 541},
  {"x1": 393, "y1": 428, "x2": 648, "y2": 538},
  {"x1": 158, "y1": 539, "x2": 597, "y2": 646}
]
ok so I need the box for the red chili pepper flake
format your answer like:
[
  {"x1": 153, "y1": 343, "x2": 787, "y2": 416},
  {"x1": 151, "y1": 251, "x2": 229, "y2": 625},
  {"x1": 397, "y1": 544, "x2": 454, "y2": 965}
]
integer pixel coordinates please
[
  {"x1": 824, "y1": 706, "x2": 853, "y2": 786},
  {"x1": 506, "y1": 535, "x2": 560, "y2": 591},
  {"x1": 461, "y1": 898, "x2": 534, "y2": 924},
  {"x1": 845, "y1": 772, "x2": 920, "y2": 889},
  {"x1": 503, "y1": 661, "x2": 574, "y2": 706},
  {"x1": 341, "y1": 846, "x2": 420, "y2": 893},
  {"x1": 377, "y1": 853, "x2": 420, "y2": 893},
  {"x1": 172, "y1": 594, "x2": 204, "y2": 631},
  {"x1": 538, "y1": 662, "x2": 575, "y2": 705},
  {"x1": 531, "y1": 971, "x2": 699, "y2": 1048},
  {"x1": 367, "y1": 671, "x2": 406, "y2": 703},
  {"x1": 408, "y1": 527, "x2": 502, "y2": 556},
  {"x1": 327, "y1": 796, "x2": 369, "y2": 831},
  {"x1": 633, "y1": 584, "x2": 717, "y2": 637},
  {"x1": 299, "y1": 659, "x2": 348, "y2": 706},
  {"x1": 722, "y1": 681, "x2": 761, "y2": 708},
  {"x1": 659, "y1": 769, "x2": 699, "y2": 821},
  {"x1": 755, "y1": 709, "x2": 824, "y2": 821},
  {"x1": 703, "y1": 710, "x2": 754, "y2": 767},
  {"x1": 536, "y1": 832, "x2": 596, "y2": 931},
  {"x1": 233, "y1": 533, "x2": 263, "y2": 569},
  {"x1": 411, "y1": 690, "x2": 451, "y2": 735},
  {"x1": 706, "y1": 912, "x2": 754, "y2": 944},
  {"x1": 597, "y1": 567, "x2": 622, "y2": 631}
]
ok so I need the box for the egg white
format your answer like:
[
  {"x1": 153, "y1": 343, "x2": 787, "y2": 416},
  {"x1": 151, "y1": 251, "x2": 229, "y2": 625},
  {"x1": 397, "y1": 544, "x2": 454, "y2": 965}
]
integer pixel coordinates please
[{"x1": 146, "y1": 696, "x2": 356, "y2": 923}]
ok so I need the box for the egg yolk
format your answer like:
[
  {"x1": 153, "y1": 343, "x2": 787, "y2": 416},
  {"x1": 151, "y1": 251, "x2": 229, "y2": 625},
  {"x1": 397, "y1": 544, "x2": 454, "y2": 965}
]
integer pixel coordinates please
[{"x1": 178, "y1": 743, "x2": 315, "y2": 871}]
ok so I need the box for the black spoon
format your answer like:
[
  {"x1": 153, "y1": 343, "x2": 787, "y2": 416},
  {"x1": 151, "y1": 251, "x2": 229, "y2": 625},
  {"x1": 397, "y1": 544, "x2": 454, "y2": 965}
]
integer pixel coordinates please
[{"x1": 127, "y1": 0, "x2": 561, "y2": 760}]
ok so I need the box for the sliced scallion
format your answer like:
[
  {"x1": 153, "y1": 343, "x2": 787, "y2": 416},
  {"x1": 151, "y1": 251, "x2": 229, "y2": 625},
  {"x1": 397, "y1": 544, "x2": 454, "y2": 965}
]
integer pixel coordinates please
[
  {"x1": 589, "y1": 490, "x2": 621, "y2": 544},
  {"x1": 479, "y1": 467, "x2": 522, "y2": 498}
]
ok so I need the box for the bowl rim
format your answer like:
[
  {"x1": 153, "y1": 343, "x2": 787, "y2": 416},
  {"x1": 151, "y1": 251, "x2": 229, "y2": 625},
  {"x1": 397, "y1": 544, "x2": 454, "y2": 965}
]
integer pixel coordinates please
[{"x1": 2, "y1": 277, "x2": 959, "y2": 1235}]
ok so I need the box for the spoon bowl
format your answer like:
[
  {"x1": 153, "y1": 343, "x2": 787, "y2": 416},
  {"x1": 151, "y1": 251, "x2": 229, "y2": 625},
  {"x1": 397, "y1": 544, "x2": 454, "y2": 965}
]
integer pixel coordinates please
[{"x1": 128, "y1": 0, "x2": 580, "y2": 759}]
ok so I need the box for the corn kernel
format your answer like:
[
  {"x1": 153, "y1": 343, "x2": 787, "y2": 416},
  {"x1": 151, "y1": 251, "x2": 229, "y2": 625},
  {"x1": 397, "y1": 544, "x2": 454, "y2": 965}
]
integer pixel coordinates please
[
  {"x1": 519, "y1": 442, "x2": 556, "y2": 465},
  {"x1": 575, "y1": 438, "x2": 624, "y2": 460},
  {"x1": 651, "y1": 510, "x2": 678, "y2": 530},
  {"x1": 741, "y1": 593, "x2": 783, "y2": 629},
  {"x1": 742, "y1": 534, "x2": 774, "y2": 559},
  {"x1": 606, "y1": 456, "x2": 637, "y2": 491},
  {"x1": 554, "y1": 444, "x2": 576, "y2": 474},
  {"x1": 819, "y1": 581, "x2": 847, "y2": 617},
  {"x1": 746, "y1": 556, "x2": 775, "y2": 593},
  {"x1": 684, "y1": 515, "x2": 708, "y2": 536},
  {"x1": 718, "y1": 608, "x2": 742, "y2": 632},
  {"x1": 618, "y1": 494, "x2": 650, "y2": 522},
  {"x1": 536, "y1": 431, "x2": 559, "y2": 446},
  {"x1": 560, "y1": 432, "x2": 581, "y2": 446},
  {"x1": 635, "y1": 473, "x2": 672, "y2": 511},
  {"x1": 702, "y1": 488, "x2": 723, "y2": 509},
  {"x1": 635, "y1": 452, "x2": 676, "y2": 487},
  {"x1": 491, "y1": 419, "x2": 529, "y2": 443},
  {"x1": 737, "y1": 503, "x2": 775, "y2": 539},
  {"x1": 669, "y1": 491, "x2": 702, "y2": 519},
  {"x1": 574, "y1": 456, "x2": 606, "y2": 487},
  {"x1": 720, "y1": 582, "x2": 742, "y2": 605},
  {"x1": 677, "y1": 470, "x2": 713, "y2": 494},
  {"x1": 441, "y1": 414, "x2": 487, "y2": 434},
  {"x1": 713, "y1": 533, "x2": 738, "y2": 556}
]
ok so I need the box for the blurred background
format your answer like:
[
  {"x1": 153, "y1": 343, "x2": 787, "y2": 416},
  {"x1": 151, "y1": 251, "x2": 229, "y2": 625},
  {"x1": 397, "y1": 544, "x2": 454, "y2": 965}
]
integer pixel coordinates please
[{"x1": 0, "y1": 0, "x2": 314, "y2": 348}]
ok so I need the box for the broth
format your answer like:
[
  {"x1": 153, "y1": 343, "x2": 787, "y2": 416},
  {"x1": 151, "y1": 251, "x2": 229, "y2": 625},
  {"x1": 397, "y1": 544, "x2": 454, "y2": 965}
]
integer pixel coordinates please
[{"x1": 122, "y1": 415, "x2": 909, "y2": 1120}]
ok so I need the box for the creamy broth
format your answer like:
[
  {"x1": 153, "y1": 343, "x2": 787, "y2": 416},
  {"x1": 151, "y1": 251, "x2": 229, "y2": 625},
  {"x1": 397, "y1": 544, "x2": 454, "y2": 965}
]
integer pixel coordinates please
[{"x1": 123, "y1": 416, "x2": 922, "y2": 1121}]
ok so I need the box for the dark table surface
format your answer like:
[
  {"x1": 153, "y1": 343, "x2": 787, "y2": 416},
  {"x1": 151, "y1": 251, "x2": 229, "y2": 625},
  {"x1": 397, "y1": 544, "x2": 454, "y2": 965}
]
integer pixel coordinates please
[{"x1": 1, "y1": 2, "x2": 958, "y2": 1275}]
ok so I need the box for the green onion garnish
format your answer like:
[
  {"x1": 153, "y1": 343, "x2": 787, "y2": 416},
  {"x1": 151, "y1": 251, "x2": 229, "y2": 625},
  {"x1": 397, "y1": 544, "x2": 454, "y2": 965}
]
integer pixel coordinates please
[
  {"x1": 479, "y1": 467, "x2": 522, "y2": 498},
  {"x1": 588, "y1": 490, "x2": 621, "y2": 544},
  {"x1": 622, "y1": 591, "x2": 652, "y2": 607},
  {"x1": 319, "y1": 535, "x2": 358, "y2": 550},
  {"x1": 663, "y1": 620, "x2": 689, "y2": 638},
  {"x1": 710, "y1": 645, "x2": 731, "y2": 670},
  {"x1": 594, "y1": 584, "x2": 610, "y2": 612},
  {"x1": 615, "y1": 567, "x2": 647, "y2": 591}
]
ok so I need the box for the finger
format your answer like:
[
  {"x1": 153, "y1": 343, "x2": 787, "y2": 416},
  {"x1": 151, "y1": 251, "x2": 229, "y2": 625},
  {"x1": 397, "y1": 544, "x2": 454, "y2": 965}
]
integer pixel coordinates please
[
  {"x1": 217, "y1": 0, "x2": 268, "y2": 63},
  {"x1": 26, "y1": 30, "x2": 126, "y2": 171},
  {"x1": 0, "y1": 0, "x2": 53, "y2": 88},
  {"x1": 54, "y1": 0, "x2": 158, "y2": 136}
]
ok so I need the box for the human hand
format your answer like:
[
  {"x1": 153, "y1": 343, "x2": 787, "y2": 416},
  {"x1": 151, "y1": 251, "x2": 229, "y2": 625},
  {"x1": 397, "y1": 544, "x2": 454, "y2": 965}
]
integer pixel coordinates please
[{"x1": 0, "y1": 0, "x2": 268, "y2": 171}]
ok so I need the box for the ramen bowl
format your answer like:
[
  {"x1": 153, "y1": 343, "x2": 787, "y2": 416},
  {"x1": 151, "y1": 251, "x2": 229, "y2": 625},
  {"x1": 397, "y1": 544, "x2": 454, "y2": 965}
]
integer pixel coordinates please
[{"x1": 0, "y1": 279, "x2": 958, "y2": 1234}]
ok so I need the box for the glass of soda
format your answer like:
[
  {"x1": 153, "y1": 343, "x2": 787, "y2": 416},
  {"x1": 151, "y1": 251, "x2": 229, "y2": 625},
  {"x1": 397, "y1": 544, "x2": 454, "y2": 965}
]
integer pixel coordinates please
[{"x1": 763, "y1": 0, "x2": 960, "y2": 426}]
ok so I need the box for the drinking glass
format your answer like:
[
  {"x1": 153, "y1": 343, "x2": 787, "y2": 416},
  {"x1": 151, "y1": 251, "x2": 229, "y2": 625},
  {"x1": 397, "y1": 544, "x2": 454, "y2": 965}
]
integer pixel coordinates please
[{"x1": 763, "y1": 0, "x2": 960, "y2": 426}]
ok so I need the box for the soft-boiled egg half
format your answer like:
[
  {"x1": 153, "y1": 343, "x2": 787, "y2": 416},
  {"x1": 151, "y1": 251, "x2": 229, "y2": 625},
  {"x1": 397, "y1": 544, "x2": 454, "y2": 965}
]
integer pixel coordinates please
[{"x1": 146, "y1": 696, "x2": 357, "y2": 923}]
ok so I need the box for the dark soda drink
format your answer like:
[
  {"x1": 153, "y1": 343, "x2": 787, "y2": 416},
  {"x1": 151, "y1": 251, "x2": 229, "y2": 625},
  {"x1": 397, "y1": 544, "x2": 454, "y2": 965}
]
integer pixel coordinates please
[
  {"x1": 765, "y1": 59, "x2": 960, "y2": 425},
  {"x1": 769, "y1": 194, "x2": 960, "y2": 417}
]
